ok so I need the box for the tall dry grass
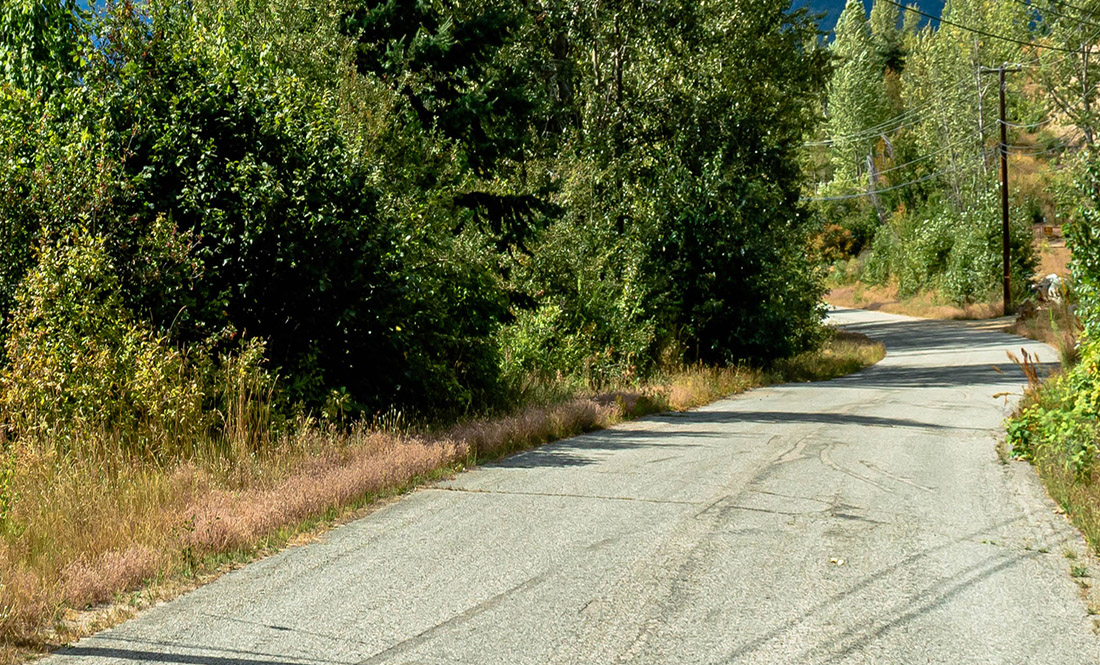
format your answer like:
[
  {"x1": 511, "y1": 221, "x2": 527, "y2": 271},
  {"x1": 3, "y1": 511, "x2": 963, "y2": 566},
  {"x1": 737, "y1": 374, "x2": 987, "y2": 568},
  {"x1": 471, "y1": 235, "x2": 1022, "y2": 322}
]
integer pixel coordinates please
[
  {"x1": 0, "y1": 331, "x2": 883, "y2": 659},
  {"x1": 1008, "y1": 298, "x2": 1082, "y2": 367}
]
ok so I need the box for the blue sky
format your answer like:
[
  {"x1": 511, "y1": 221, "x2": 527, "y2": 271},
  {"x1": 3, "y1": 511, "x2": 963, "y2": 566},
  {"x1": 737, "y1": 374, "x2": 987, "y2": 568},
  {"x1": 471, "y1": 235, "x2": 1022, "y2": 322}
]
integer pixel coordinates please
[{"x1": 796, "y1": 0, "x2": 947, "y2": 33}]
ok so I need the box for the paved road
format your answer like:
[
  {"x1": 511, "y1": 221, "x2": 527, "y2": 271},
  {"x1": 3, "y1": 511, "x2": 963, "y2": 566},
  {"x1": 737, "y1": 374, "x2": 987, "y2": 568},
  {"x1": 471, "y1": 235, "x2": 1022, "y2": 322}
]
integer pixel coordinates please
[{"x1": 48, "y1": 308, "x2": 1100, "y2": 664}]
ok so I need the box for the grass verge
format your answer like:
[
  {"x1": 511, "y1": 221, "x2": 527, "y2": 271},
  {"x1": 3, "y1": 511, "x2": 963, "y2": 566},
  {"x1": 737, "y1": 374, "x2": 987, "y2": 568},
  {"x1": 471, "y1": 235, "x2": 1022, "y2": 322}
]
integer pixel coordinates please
[
  {"x1": 1006, "y1": 298, "x2": 1082, "y2": 367},
  {"x1": 0, "y1": 329, "x2": 884, "y2": 662}
]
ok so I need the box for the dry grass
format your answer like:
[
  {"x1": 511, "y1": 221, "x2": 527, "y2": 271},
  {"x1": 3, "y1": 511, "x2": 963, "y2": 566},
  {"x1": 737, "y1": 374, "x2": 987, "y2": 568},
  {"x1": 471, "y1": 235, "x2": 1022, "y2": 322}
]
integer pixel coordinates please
[
  {"x1": 0, "y1": 331, "x2": 883, "y2": 660},
  {"x1": 1037, "y1": 241, "x2": 1072, "y2": 279},
  {"x1": 1007, "y1": 299, "x2": 1082, "y2": 367},
  {"x1": 1033, "y1": 447, "x2": 1100, "y2": 554},
  {"x1": 827, "y1": 282, "x2": 1005, "y2": 320}
]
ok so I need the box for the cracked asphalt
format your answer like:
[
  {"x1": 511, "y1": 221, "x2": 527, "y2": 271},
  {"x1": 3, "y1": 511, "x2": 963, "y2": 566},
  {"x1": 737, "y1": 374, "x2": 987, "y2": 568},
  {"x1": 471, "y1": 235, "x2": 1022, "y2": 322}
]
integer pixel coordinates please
[{"x1": 46, "y1": 308, "x2": 1100, "y2": 664}]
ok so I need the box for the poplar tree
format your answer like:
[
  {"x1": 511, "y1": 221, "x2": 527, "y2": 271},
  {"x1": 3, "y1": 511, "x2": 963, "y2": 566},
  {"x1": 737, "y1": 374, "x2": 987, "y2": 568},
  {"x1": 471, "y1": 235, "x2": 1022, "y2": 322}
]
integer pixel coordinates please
[
  {"x1": 1037, "y1": 0, "x2": 1100, "y2": 146},
  {"x1": 827, "y1": 0, "x2": 888, "y2": 184}
]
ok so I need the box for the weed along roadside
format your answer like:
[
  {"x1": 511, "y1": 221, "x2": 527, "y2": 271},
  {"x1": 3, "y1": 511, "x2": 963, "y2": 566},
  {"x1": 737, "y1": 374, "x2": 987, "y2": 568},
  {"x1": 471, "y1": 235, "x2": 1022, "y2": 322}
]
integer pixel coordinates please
[
  {"x1": 1006, "y1": 341, "x2": 1100, "y2": 557},
  {"x1": 0, "y1": 332, "x2": 883, "y2": 662}
]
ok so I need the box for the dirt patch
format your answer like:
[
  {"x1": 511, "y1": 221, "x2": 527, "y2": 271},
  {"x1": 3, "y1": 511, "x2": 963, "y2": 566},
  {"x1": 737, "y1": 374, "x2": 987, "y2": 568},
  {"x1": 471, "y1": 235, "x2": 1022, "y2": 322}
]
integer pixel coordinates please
[
  {"x1": 1037, "y1": 242, "x2": 1072, "y2": 279},
  {"x1": 828, "y1": 283, "x2": 1004, "y2": 320}
]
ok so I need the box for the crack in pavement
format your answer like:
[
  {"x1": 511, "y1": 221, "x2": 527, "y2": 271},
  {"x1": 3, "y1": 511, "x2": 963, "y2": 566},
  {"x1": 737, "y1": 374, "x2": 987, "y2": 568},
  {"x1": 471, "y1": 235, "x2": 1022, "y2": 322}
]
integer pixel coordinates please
[
  {"x1": 355, "y1": 571, "x2": 550, "y2": 665},
  {"x1": 425, "y1": 486, "x2": 705, "y2": 506}
]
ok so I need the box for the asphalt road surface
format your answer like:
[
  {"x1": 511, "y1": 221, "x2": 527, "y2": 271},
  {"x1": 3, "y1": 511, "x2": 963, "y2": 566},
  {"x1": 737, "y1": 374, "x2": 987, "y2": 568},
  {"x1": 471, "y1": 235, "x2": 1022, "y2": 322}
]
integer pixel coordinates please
[{"x1": 47, "y1": 308, "x2": 1100, "y2": 664}]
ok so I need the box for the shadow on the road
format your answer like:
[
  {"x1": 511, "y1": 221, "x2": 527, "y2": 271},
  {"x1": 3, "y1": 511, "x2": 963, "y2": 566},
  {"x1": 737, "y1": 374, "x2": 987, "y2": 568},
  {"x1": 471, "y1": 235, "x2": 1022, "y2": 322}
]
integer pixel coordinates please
[
  {"x1": 488, "y1": 311, "x2": 1052, "y2": 471},
  {"x1": 828, "y1": 361, "x2": 1055, "y2": 389},
  {"x1": 491, "y1": 431, "x2": 708, "y2": 469},
  {"x1": 54, "y1": 631, "x2": 354, "y2": 665},
  {"x1": 489, "y1": 407, "x2": 962, "y2": 470},
  {"x1": 55, "y1": 646, "x2": 313, "y2": 665},
  {"x1": 649, "y1": 410, "x2": 954, "y2": 430},
  {"x1": 833, "y1": 309, "x2": 1047, "y2": 355}
]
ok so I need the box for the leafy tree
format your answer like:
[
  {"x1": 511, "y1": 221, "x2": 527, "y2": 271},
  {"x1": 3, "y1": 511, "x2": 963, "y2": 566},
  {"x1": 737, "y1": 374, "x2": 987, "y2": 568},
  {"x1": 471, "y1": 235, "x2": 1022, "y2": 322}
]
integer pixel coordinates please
[
  {"x1": 827, "y1": 0, "x2": 889, "y2": 184},
  {"x1": 513, "y1": 0, "x2": 831, "y2": 368},
  {"x1": 0, "y1": 0, "x2": 84, "y2": 96},
  {"x1": 1036, "y1": 0, "x2": 1100, "y2": 146}
]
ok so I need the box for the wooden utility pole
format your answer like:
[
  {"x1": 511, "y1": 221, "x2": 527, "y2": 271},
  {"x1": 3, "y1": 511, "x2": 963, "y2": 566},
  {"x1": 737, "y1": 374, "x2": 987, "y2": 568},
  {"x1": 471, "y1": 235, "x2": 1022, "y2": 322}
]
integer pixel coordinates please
[{"x1": 981, "y1": 63, "x2": 1021, "y2": 316}]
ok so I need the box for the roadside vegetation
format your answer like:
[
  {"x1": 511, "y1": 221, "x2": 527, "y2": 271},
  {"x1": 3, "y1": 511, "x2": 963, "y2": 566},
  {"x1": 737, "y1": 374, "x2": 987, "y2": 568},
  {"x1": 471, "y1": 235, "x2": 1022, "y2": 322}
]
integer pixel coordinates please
[
  {"x1": 0, "y1": 330, "x2": 883, "y2": 658},
  {"x1": 806, "y1": 0, "x2": 1095, "y2": 316},
  {"x1": 1007, "y1": 153, "x2": 1100, "y2": 556},
  {"x1": 0, "y1": 0, "x2": 860, "y2": 654}
]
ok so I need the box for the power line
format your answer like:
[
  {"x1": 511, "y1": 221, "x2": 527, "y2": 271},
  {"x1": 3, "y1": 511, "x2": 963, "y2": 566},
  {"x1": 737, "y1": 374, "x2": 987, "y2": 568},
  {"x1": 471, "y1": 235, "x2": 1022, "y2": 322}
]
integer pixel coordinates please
[
  {"x1": 805, "y1": 168, "x2": 959, "y2": 202},
  {"x1": 1006, "y1": 141, "x2": 1077, "y2": 154},
  {"x1": 807, "y1": 76, "x2": 986, "y2": 147},
  {"x1": 1008, "y1": 0, "x2": 1100, "y2": 31},
  {"x1": 875, "y1": 133, "x2": 994, "y2": 176},
  {"x1": 882, "y1": 0, "x2": 1082, "y2": 52},
  {"x1": 1002, "y1": 117, "x2": 1056, "y2": 128},
  {"x1": 1047, "y1": 0, "x2": 1100, "y2": 19},
  {"x1": 805, "y1": 105, "x2": 934, "y2": 146}
]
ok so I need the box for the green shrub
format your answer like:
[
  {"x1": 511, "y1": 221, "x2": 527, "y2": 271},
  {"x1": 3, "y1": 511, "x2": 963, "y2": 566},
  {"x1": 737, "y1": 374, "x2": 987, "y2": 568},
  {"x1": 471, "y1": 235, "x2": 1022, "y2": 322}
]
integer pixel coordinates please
[
  {"x1": 863, "y1": 224, "x2": 897, "y2": 285},
  {"x1": 0, "y1": 232, "x2": 210, "y2": 457},
  {"x1": 1008, "y1": 340, "x2": 1100, "y2": 477},
  {"x1": 1070, "y1": 154, "x2": 1100, "y2": 336},
  {"x1": 860, "y1": 193, "x2": 1036, "y2": 304},
  {"x1": 0, "y1": 3, "x2": 510, "y2": 418},
  {"x1": 896, "y1": 210, "x2": 953, "y2": 297}
]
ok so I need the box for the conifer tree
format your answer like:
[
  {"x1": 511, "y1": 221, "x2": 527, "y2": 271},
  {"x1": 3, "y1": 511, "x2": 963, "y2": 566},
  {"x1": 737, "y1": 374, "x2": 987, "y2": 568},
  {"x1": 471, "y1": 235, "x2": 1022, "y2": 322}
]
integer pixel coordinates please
[{"x1": 870, "y1": 0, "x2": 903, "y2": 72}]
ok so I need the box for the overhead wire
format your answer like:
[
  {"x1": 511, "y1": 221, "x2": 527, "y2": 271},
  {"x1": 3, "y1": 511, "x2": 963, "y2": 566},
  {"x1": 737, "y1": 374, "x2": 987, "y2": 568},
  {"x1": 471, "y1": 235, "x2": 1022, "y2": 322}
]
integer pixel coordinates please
[
  {"x1": 805, "y1": 72, "x2": 990, "y2": 147},
  {"x1": 881, "y1": 0, "x2": 1083, "y2": 52},
  {"x1": 807, "y1": 0, "x2": 1088, "y2": 148},
  {"x1": 1007, "y1": 0, "x2": 1100, "y2": 32},
  {"x1": 804, "y1": 169, "x2": 957, "y2": 202},
  {"x1": 806, "y1": 1, "x2": 1099, "y2": 201},
  {"x1": 1046, "y1": 0, "x2": 1100, "y2": 19},
  {"x1": 874, "y1": 134, "x2": 992, "y2": 176},
  {"x1": 803, "y1": 103, "x2": 938, "y2": 146},
  {"x1": 1002, "y1": 117, "x2": 1057, "y2": 129}
]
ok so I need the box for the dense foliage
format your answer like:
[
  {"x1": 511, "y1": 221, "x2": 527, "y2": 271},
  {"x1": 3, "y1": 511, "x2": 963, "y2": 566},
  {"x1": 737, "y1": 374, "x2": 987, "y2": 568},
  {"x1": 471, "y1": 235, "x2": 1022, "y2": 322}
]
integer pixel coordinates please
[
  {"x1": 810, "y1": 0, "x2": 1048, "y2": 305},
  {"x1": 1006, "y1": 150, "x2": 1100, "y2": 489},
  {"x1": 0, "y1": 0, "x2": 832, "y2": 446}
]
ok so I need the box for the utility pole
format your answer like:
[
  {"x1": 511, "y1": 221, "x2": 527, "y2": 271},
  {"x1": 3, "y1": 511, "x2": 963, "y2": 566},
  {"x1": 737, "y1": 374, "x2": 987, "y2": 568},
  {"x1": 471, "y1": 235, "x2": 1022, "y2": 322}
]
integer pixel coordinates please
[{"x1": 981, "y1": 63, "x2": 1021, "y2": 316}]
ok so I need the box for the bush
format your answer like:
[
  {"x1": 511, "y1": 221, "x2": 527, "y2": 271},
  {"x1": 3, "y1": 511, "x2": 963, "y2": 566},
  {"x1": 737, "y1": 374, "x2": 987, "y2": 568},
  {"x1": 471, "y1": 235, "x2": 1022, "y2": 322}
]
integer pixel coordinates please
[
  {"x1": 860, "y1": 192, "x2": 1036, "y2": 304},
  {"x1": 863, "y1": 224, "x2": 897, "y2": 285},
  {"x1": 1070, "y1": 154, "x2": 1100, "y2": 336},
  {"x1": 0, "y1": 232, "x2": 210, "y2": 457},
  {"x1": 0, "y1": 3, "x2": 509, "y2": 418},
  {"x1": 813, "y1": 181, "x2": 881, "y2": 260},
  {"x1": 1008, "y1": 340, "x2": 1100, "y2": 478},
  {"x1": 502, "y1": 204, "x2": 657, "y2": 388}
]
